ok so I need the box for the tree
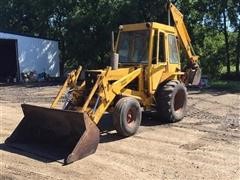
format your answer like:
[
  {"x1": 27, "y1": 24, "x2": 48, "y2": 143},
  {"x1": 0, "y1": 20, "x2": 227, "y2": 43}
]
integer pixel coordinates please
[
  {"x1": 0, "y1": 0, "x2": 238, "y2": 79},
  {"x1": 228, "y1": 0, "x2": 240, "y2": 75}
]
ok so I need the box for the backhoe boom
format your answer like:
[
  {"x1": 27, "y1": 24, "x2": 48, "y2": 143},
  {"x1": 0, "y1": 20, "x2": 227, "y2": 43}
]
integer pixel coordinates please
[{"x1": 169, "y1": 3, "x2": 199, "y2": 63}]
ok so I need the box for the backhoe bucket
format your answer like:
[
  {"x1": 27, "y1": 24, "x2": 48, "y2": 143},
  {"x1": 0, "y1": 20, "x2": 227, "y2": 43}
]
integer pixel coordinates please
[
  {"x1": 185, "y1": 67, "x2": 202, "y2": 86},
  {"x1": 5, "y1": 104, "x2": 100, "y2": 165}
]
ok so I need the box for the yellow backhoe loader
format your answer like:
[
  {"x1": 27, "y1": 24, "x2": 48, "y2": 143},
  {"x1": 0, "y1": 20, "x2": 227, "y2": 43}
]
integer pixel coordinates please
[{"x1": 6, "y1": 2, "x2": 201, "y2": 164}]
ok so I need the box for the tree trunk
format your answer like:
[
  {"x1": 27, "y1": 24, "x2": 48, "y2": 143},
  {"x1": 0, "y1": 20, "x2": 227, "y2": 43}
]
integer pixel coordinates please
[
  {"x1": 59, "y1": 36, "x2": 65, "y2": 77},
  {"x1": 236, "y1": 27, "x2": 240, "y2": 75},
  {"x1": 223, "y1": 9, "x2": 230, "y2": 75}
]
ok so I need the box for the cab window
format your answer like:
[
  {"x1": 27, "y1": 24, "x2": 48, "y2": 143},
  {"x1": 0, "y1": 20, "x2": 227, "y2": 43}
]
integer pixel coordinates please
[
  {"x1": 159, "y1": 32, "x2": 165, "y2": 62},
  {"x1": 118, "y1": 30, "x2": 149, "y2": 63},
  {"x1": 152, "y1": 31, "x2": 165, "y2": 64},
  {"x1": 168, "y1": 35, "x2": 180, "y2": 64}
]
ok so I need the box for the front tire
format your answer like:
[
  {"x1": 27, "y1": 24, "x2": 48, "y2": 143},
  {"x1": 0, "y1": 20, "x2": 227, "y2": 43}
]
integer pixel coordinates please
[
  {"x1": 155, "y1": 80, "x2": 187, "y2": 123},
  {"x1": 113, "y1": 97, "x2": 142, "y2": 137}
]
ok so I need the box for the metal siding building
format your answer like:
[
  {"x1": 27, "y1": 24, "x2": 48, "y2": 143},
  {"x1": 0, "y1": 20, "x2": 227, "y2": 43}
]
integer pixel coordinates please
[{"x1": 0, "y1": 32, "x2": 60, "y2": 82}]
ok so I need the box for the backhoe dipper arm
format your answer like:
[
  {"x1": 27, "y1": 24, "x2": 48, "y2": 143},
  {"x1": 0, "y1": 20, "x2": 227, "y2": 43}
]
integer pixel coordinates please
[{"x1": 169, "y1": 3, "x2": 199, "y2": 63}]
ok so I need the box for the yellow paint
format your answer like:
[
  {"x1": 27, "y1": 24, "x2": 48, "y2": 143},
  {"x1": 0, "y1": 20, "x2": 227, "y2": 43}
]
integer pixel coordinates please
[{"x1": 50, "y1": 3, "x2": 199, "y2": 126}]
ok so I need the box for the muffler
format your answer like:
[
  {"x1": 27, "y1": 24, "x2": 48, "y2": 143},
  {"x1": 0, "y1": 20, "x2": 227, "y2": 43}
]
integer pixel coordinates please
[{"x1": 5, "y1": 104, "x2": 100, "y2": 165}]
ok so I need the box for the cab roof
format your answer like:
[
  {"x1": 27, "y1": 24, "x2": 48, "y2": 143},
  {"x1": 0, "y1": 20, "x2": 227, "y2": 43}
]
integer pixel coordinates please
[{"x1": 119, "y1": 22, "x2": 176, "y2": 34}]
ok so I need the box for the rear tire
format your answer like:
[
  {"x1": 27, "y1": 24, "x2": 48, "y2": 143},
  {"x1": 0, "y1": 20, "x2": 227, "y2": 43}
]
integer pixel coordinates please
[
  {"x1": 155, "y1": 80, "x2": 187, "y2": 123},
  {"x1": 113, "y1": 97, "x2": 142, "y2": 137}
]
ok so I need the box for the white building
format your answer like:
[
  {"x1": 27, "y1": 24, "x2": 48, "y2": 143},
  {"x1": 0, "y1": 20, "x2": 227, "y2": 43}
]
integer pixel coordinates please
[{"x1": 0, "y1": 31, "x2": 60, "y2": 82}]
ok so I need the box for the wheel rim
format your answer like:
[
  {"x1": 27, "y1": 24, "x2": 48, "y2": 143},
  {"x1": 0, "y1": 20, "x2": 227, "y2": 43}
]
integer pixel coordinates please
[
  {"x1": 126, "y1": 107, "x2": 136, "y2": 126},
  {"x1": 174, "y1": 89, "x2": 186, "y2": 113}
]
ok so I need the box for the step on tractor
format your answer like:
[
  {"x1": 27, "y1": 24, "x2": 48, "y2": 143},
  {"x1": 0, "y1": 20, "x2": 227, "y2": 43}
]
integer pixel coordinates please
[{"x1": 6, "y1": 2, "x2": 201, "y2": 164}]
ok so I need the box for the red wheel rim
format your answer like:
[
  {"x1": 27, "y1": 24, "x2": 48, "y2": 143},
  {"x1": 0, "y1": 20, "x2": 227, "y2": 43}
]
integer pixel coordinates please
[
  {"x1": 174, "y1": 89, "x2": 186, "y2": 113},
  {"x1": 127, "y1": 108, "x2": 136, "y2": 125}
]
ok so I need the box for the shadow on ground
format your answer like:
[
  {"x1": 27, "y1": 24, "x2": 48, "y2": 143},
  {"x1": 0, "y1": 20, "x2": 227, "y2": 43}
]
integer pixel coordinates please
[
  {"x1": 0, "y1": 112, "x2": 165, "y2": 165},
  {"x1": 187, "y1": 87, "x2": 240, "y2": 96},
  {"x1": 0, "y1": 81, "x2": 63, "y2": 88}
]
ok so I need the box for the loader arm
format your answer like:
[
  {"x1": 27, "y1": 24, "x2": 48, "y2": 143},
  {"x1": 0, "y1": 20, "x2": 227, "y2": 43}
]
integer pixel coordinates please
[
  {"x1": 82, "y1": 67, "x2": 142, "y2": 124},
  {"x1": 51, "y1": 66, "x2": 82, "y2": 108},
  {"x1": 84, "y1": 68, "x2": 142, "y2": 124}
]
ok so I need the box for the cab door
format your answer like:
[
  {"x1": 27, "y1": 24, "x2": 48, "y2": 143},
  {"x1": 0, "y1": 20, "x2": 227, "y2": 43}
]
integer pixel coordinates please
[
  {"x1": 166, "y1": 34, "x2": 181, "y2": 74},
  {"x1": 149, "y1": 30, "x2": 167, "y2": 93}
]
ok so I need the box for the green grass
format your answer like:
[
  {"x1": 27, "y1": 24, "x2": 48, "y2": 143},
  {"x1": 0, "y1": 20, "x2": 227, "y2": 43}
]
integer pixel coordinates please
[
  {"x1": 220, "y1": 66, "x2": 237, "y2": 74},
  {"x1": 210, "y1": 80, "x2": 240, "y2": 91}
]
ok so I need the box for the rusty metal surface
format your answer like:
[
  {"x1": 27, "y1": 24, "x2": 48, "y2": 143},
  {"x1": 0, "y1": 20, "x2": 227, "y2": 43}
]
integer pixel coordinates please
[
  {"x1": 191, "y1": 67, "x2": 202, "y2": 86},
  {"x1": 5, "y1": 104, "x2": 100, "y2": 164},
  {"x1": 66, "y1": 113, "x2": 100, "y2": 164}
]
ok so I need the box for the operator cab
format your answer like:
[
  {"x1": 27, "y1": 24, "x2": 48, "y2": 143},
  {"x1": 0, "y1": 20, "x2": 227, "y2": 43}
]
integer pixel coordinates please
[{"x1": 115, "y1": 22, "x2": 180, "y2": 68}]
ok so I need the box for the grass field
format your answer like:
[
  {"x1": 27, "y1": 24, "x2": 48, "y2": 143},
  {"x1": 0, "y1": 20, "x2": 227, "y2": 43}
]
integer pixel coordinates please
[{"x1": 210, "y1": 80, "x2": 240, "y2": 91}]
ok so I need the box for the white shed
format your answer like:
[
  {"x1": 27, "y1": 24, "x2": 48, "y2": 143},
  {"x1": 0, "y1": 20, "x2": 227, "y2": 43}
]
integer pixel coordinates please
[{"x1": 0, "y1": 31, "x2": 60, "y2": 82}]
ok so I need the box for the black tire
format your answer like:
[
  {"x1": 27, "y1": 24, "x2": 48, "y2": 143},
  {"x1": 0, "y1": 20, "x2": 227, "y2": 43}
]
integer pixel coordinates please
[
  {"x1": 155, "y1": 80, "x2": 187, "y2": 123},
  {"x1": 113, "y1": 97, "x2": 142, "y2": 137}
]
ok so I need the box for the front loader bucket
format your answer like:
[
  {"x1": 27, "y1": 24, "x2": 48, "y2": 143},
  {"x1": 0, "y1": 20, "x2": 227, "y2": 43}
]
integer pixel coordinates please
[{"x1": 5, "y1": 104, "x2": 100, "y2": 165}]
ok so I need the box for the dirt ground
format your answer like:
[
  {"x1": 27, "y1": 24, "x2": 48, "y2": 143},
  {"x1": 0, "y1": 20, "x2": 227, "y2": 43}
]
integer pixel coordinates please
[{"x1": 0, "y1": 84, "x2": 239, "y2": 180}]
